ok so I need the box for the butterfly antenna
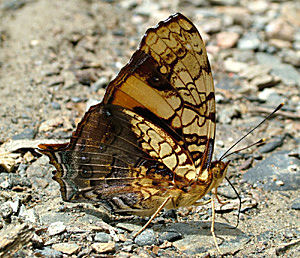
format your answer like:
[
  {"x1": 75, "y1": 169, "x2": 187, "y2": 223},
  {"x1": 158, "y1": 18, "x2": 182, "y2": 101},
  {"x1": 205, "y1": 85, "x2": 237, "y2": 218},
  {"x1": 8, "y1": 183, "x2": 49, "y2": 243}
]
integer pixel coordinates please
[
  {"x1": 219, "y1": 103, "x2": 284, "y2": 161},
  {"x1": 221, "y1": 138, "x2": 266, "y2": 160},
  {"x1": 225, "y1": 177, "x2": 241, "y2": 228}
]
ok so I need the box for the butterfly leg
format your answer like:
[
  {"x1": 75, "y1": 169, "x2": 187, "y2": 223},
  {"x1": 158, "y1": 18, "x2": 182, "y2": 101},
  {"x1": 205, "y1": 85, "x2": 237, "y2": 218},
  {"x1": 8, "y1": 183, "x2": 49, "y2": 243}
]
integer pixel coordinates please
[
  {"x1": 211, "y1": 197, "x2": 222, "y2": 254},
  {"x1": 133, "y1": 196, "x2": 172, "y2": 238},
  {"x1": 194, "y1": 199, "x2": 211, "y2": 206},
  {"x1": 215, "y1": 187, "x2": 229, "y2": 205}
]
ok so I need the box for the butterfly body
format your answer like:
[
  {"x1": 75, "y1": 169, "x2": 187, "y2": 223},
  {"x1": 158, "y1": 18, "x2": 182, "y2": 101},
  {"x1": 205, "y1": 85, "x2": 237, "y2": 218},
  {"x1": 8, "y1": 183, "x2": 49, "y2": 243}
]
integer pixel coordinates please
[{"x1": 39, "y1": 13, "x2": 229, "y2": 218}]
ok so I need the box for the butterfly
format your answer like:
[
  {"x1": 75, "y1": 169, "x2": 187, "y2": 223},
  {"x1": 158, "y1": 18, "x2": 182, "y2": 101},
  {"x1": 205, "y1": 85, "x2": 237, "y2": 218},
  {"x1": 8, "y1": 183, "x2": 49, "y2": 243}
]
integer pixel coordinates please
[{"x1": 39, "y1": 13, "x2": 229, "y2": 253}]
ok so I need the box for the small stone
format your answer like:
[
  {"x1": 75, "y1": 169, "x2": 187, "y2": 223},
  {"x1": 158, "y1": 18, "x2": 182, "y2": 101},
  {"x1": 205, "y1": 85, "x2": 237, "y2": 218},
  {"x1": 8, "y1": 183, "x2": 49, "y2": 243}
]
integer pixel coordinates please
[
  {"x1": 251, "y1": 74, "x2": 280, "y2": 90},
  {"x1": 275, "y1": 180, "x2": 285, "y2": 186},
  {"x1": 116, "y1": 222, "x2": 142, "y2": 232},
  {"x1": 271, "y1": 63, "x2": 300, "y2": 86},
  {"x1": 265, "y1": 18, "x2": 295, "y2": 41},
  {"x1": 269, "y1": 39, "x2": 292, "y2": 49},
  {"x1": 90, "y1": 76, "x2": 109, "y2": 92},
  {"x1": 158, "y1": 230, "x2": 182, "y2": 243},
  {"x1": 216, "y1": 31, "x2": 239, "y2": 48},
  {"x1": 248, "y1": 0, "x2": 268, "y2": 13},
  {"x1": 94, "y1": 232, "x2": 112, "y2": 242},
  {"x1": 202, "y1": 18, "x2": 222, "y2": 34},
  {"x1": 256, "y1": 52, "x2": 281, "y2": 68},
  {"x1": 51, "y1": 102, "x2": 61, "y2": 110},
  {"x1": 91, "y1": 242, "x2": 115, "y2": 254},
  {"x1": 0, "y1": 202, "x2": 13, "y2": 219},
  {"x1": 258, "y1": 88, "x2": 283, "y2": 106},
  {"x1": 12, "y1": 128, "x2": 36, "y2": 140},
  {"x1": 281, "y1": 49, "x2": 300, "y2": 66},
  {"x1": 240, "y1": 65, "x2": 271, "y2": 80},
  {"x1": 52, "y1": 243, "x2": 80, "y2": 255},
  {"x1": 134, "y1": 229, "x2": 157, "y2": 246},
  {"x1": 291, "y1": 199, "x2": 300, "y2": 210},
  {"x1": 238, "y1": 33, "x2": 260, "y2": 50},
  {"x1": 243, "y1": 151, "x2": 300, "y2": 191},
  {"x1": 224, "y1": 59, "x2": 247, "y2": 73},
  {"x1": 71, "y1": 96, "x2": 83, "y2": 103},
  {"x1": 75, "y1": 70, "x2": 97, "y2": 86},
  {"x1": 34, "y1": 247, "x2": 63, "y2": 257},
  {"x1": 47, "y1": 221, "x2": 66, "y2": 236},
  {"x1": 259, "y1": 135, "x2": 285, "y2": 153}
]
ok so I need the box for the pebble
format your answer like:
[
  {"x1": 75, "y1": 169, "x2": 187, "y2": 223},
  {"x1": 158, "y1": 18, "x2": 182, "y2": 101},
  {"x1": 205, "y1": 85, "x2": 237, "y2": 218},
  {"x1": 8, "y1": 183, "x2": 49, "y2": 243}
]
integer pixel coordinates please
[
  {"x1": 91, "y1": 242, "x2": 115, "y2": 254},
  {"x1": 52, "y1": 243, "x2": 80, "y2": 255},
  {"x1": 238, "y1": 33, "x2": 261, "y2": 50},
  {"x1": 0, "y1": 173, "x2": 31, "y2": 189},
  {"x1": 116, "y1": 222, "x2": 142, "y2": 232},
  {"x1": 158, "y1": 230, "x2": 182, "y2": 243},
  {"x1": 134, "y1": 229, "x2": 158, "y2": 246},
  {"x1": 243, "y1": 151, "x2": 300, "y2": 191},
  {"x1": 216, "y1": 31, "x2": 239, "y2": 48},
  {"x1": 291, "y1": 199, "x2": 300, "y2": 210},
  {"x1": 94, "y1": 232, "x2": 112, "y2": 242},
  {"x1": 224, "y1": 59, "x2": 247, "y2": 73},
  {"x1": 47, "y1": 221, "x2": 66, "y2": 236},
  {"x1": 50, "y1": 102, "x2": 61, "y2": 110},
  {"x1": 258, "y1": 135, "x2": 286, "y2": 153},
  {"x1": 270, "y1": 63, "x2": 300, "y2": 86},
  {"x1": 0, "y1": 202, "x2": 13, "y2": 219},
  {"x1": 265, "y1": 18, "x2": 295, "y2": 42},
  {"x1": 255, "y1": 52, "x2": 282, "y2": 67},
  {"x1": 240, "y1": 64, "x2": 271, "y2": 81},
  {"x1": 12, "y1": 128, "x2": 36, "y2": 140},
  {"x1": 258, "y1": 88, "x2": 283, "y2": 106},
  {"x1": 90, "y1": 76, "x2": 109, "y2": 92},
  {"x1": 35, "y1": 247, "x2": 63, "y2": 257},
  {"x1": 251, "y1": 74, "x2": 279, "y2": 90}
]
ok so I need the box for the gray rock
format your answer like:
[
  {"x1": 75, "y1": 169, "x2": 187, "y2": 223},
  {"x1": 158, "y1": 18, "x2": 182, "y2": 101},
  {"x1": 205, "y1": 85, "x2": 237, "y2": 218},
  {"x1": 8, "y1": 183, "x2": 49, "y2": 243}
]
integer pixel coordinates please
[
  {"x1": 251, "y1": 74, "x2": 280, "y2": 90},
  {"x1": 52, "y1": 243, "x2": 80, "y2": 255},
  {"x1": 134, "y1": 229, "x2": 157, "y2": 246},
  {"x1": 50, "y1": 102, "x2": 61, "y2": 110},
  {"x1": 35, "y1": 247, "x2": 63, "y2": 258},
  {"x1": 238, "y1": 33, "x2": 260, "y2": 50},
  {"x1": 243, "y1": 151, "x2": 300, "y2": 191},
  {"x1": 258, "y1": 135, "x2": 286, "y2": 153},
  {"x1": 0, "y1": 202, "x2": 13, "y2": 219},
  {"x1": 116, "y1": 222, "x2": 142, "y2": 232},
  {"x1": 47, "y1": 221, "x2": 66, "y2": 236},
  {"x1": 0, "y1": 173, "x2": 31, "y2": 189},
  {"x1": 291, "y1": 199, "x2": 300, "y2": 210},
  {"x1": 158, "y1": 230, "x2": 182, "y2": 243},
  {"x1": 258, "y1": 89, "x2": 284, "y2": 106},
  {"x1": 256, "y1": 52, "x2": 281, "y2": 68},
  {"x1": 90, "y1": 76, "x2": 109, "y2": 92},
  {"x1": 281, "y1": 49, "x2": 300, "y2": 67},
  {"x1": 12, "y1": 128, "x2": 36, "y2": 140},
  {"x1": 94, "y1": 232, "x2": 112, "y2": 242},
  {"x1": 218, "y1": 106, "x2": 240, "y2": 124},
  {"x1": 270, "y1": 63, "x2": 300, "y2": 86}
]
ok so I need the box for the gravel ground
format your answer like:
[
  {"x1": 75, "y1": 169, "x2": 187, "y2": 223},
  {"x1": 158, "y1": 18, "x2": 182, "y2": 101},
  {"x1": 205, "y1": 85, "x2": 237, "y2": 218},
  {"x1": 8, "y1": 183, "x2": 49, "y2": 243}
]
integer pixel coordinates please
[{"x1": 0, "y1": 0, "x2": 299, "y2": 257}]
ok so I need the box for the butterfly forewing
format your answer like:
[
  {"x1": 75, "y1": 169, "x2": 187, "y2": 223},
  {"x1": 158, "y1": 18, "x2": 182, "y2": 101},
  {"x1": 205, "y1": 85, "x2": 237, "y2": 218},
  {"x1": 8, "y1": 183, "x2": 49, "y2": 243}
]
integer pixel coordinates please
[
  {"x1": 104, "y1": 14, "x2": 216, "y2": 173},
  {"x1": 39, "y1": 13, "x2": 217, "y2": 216}
]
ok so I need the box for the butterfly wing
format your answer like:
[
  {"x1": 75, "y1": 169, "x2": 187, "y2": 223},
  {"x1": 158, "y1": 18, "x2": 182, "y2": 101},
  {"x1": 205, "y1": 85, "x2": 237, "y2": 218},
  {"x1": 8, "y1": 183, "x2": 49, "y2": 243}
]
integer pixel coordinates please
[
  {"x1": 104, "y1": 13, "x2": 216, "y2": 173},
  {"x1": 39, "y1": 13, "x2": 216, "y2": 215}
]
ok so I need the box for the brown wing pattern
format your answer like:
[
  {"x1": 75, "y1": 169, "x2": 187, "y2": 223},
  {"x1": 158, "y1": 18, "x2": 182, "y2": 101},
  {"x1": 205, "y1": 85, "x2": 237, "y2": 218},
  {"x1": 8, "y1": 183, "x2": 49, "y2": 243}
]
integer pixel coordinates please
[
  {"x1": 104, "y1": 13, "x2": 216, "y2": 174},
  {"x1": 38, "y1": 13, "x2": 216, "y2": 216}
]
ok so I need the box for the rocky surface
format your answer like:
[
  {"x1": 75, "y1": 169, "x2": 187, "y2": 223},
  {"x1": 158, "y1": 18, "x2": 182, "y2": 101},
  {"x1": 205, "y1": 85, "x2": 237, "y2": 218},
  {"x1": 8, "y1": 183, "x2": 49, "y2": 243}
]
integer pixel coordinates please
[{"x1": 0, "y1": 0, "x2": 299, "y2": 257}]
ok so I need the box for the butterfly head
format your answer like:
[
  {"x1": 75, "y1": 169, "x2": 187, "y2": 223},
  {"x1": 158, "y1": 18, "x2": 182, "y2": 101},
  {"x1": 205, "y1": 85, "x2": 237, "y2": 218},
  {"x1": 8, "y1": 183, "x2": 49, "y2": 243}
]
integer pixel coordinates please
[{"x1": 210, "y1": 160, "x2": 230, "y2": 189}]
